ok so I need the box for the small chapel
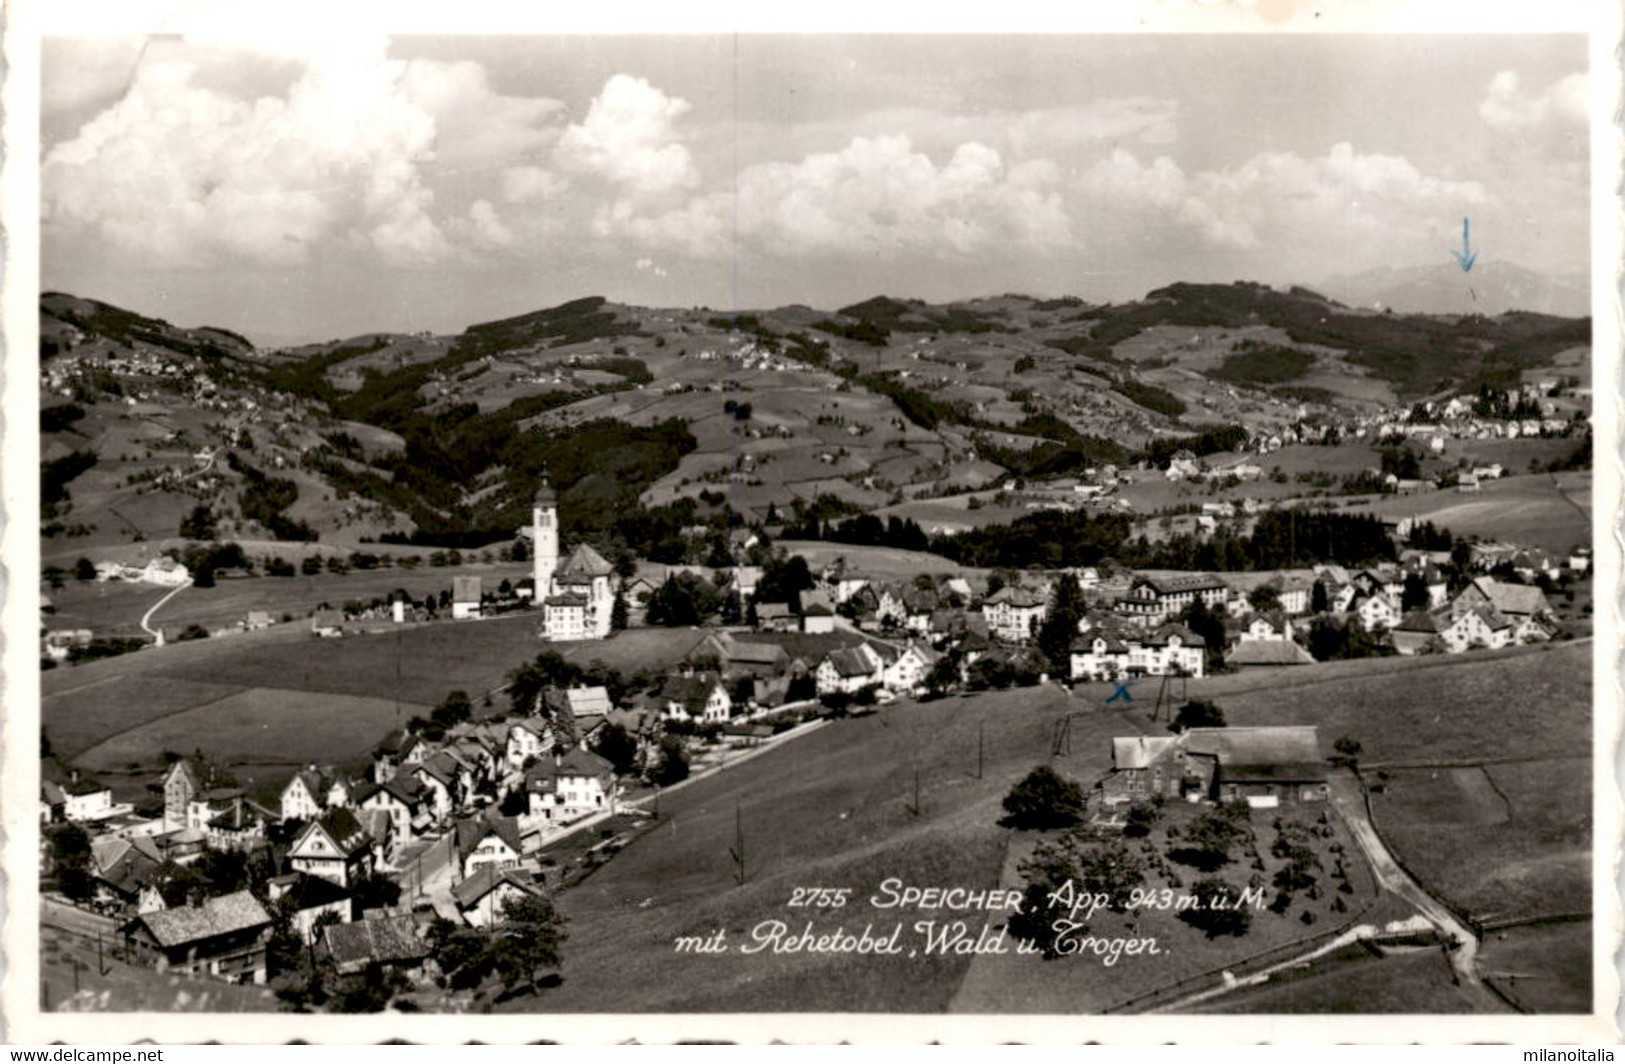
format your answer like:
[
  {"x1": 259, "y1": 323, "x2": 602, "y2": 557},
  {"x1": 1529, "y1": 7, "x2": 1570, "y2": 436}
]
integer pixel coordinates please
[{"x1": 533, "y1": 476, "x2": 615, "y2": 641}]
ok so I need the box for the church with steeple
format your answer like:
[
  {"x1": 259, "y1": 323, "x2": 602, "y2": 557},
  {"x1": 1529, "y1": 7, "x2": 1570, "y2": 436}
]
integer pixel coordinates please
[{"x1": 533, "y1": 475, "x2": 615, "y2": 641}]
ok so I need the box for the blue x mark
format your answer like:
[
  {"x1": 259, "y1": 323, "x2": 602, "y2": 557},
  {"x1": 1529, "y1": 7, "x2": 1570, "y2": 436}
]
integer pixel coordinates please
[{"x1": 1104, "y1": 680, "x2": 1135, "y2": 705}]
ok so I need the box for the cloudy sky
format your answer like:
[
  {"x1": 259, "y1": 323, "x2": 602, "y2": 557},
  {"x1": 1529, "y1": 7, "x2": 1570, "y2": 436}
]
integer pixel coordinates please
[{"x1": 41, "y1": 33, "x2": 1589, "y2": 344}]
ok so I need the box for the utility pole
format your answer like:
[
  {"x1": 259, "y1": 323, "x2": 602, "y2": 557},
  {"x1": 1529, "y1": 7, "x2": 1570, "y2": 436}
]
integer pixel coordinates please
[
  {"x1": 728, "y1": 803, "x2": 746, "y2": 885},
  {"x1": 97, "y1": 931, "x2": 106, "y2": 976}
]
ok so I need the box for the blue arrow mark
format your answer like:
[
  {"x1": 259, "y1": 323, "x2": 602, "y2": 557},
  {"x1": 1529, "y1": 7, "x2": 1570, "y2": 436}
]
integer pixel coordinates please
[{"x1": 1451, "y1": 217, "x2": 1478, "y2": 273}]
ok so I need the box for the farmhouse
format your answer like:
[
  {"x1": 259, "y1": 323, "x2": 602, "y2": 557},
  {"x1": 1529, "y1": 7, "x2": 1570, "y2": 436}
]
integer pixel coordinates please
[
  {"x1": 659, "y1": 673, "x2": 732, "y2": 724},
  {"x1": 1103, "y1": 726, "x2": 1328, "y2": 808},
  {"x1": 816, "y1": 644, "x2": 885, "y2": 695},
  {"x1": 318, "y1": 914, "x2": 430, "y2": 976},
  {"x1": 1453, "y1": 577, "x2": 1552, "y2": 625},
  {"x1": 123, "y1": 891, "x2": 273, "y2": 985}
]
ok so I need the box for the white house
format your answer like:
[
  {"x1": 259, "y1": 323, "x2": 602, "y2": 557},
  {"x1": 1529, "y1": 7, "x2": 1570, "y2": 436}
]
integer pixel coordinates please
[
  {"x1": 815, "y1": 644, "x2": 885, "y2": 695},
  {"x1": 879, "y1": 643, "x2": 939, "y2": 695},
  {"x1": 454, "y1": 815, "x2": 523, "y2": 879},
  {"x1": 980, "y1": 586, "x2": 1047, "y2": 643},
  {"x1": 1128, "y1": 625, "x2": 1206, "y2": 678},
  {"x1": 288, "y1": 808, "x2": 375, "y2": 888},
  {"x1": 506, "y1": 719, "x2": 554, "y2": 770}
]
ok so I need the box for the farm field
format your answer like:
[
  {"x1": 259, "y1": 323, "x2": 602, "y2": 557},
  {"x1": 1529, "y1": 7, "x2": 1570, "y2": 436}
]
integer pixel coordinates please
[
  {"x1": 42, "y1": 612, "x2": 548, "y2": 795},
  {"x1": 1184, "y1": 639, "x2": 1591, "y2": 765},
  {"x1": 44, "y1": 562, "x2": 532, "y2": 639},
  {"x1": 505, "y1": 642, "x2": 1589, "y2": 1013},
  {"x1": 516, "y1": 684, "x2": 1157, "y2": 1013},
  {"x1": 1370, "y1": 758, "x2": 1591, "y2": 926},
  {"x1": 1477, "y1": 919, "x2": 1594, "y2": 1013},
  {"x1": 1344, "y1": 472, "x2": 1590, "y2": 555},
  {"x1": 775, "y1": 540, "x2": 979, "y2": 582},
  {"x1": 74, "y1": 687, "x2": 429, "y2": 779},
  {"x1": 1188, "y1": 941, "x2": 1497, "y2": 1014}
]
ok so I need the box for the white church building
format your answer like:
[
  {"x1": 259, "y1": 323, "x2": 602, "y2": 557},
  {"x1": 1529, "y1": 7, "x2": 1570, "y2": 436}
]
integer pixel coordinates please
[{"x1": 533, "y1": 478, "x2": 616, "y2": 641}]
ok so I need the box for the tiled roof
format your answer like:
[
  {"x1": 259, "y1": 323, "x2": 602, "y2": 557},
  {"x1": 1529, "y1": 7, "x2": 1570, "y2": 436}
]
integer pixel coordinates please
[
  {"x1": 321, "y1": 915, "x2": 426, "y2": 968},
  {"x1": 451, "y1": 865, "x2": 544, "y2": 909},
  {"x1": 1226, "y1": 640, "x2": 1315, "y2": 667},
  {"x1": 136, "y1": 891, "x2": 271, "y2": 948},
  {"x1": 558, "y1": 543, "x2": 614, "y2": 581}
]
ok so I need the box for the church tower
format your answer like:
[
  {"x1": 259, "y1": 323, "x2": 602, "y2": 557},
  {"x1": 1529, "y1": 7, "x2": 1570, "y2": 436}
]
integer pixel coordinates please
[{"x1": 533, "y1": 474, "x2": 559, "y2": 606}]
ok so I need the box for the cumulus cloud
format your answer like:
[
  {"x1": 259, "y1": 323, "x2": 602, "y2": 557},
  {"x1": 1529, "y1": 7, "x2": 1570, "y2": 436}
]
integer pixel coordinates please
[
  {"x1": 467, "y1": 200, "x2": 513, "y2": 248},
  {"x1": 634, "y1": 257, "x2": 669, "y2": 278},
  {"x1": 552, "y1": 74, "x2": 698, "y2": 199},
  {"x1": 1078, "y1": 144, "x2": 1488, "y2": 253},
  {"x1": 501, "y1": 165, "x2": 569, "y2": 204},
  {"x1": 43, "y1": 40, "x2": 565, "y2": 268},
  {"x1": 603, "y1": 134, "x2": 1074, "y2": 260},
  {"x1": 1479, "y1": 70, "x2": 1587, "y2": 131}
]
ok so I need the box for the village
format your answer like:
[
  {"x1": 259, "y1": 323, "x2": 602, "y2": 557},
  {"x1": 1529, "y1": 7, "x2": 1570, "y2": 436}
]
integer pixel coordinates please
[{"x1": 37, "y1": 456, "x2": 1593, "y2": 1012}]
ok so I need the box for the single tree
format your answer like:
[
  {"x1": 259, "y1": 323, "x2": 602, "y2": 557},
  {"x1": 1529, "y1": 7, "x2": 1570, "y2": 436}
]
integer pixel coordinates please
[
  {"x1": 493, "y1": 892, "x2": 567, "y2": 996},
  {"x1": 1169, "y1": 699, "x2": 1226, "y2": 733},
  {"x1": 1001, "y1": 765, "x2": 1087, "y2": 830}
]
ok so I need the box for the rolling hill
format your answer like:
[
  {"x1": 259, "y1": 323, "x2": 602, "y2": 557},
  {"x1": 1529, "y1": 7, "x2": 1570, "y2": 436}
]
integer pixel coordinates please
[{"x1": 38, "y1": 283, "x2": 1590, "y2": 566}]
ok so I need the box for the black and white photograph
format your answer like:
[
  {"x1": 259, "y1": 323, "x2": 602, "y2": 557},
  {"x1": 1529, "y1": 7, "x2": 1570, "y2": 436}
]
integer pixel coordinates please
[{"x1": 6, "y1": 0, "x2": 1620, "y2": 1044}]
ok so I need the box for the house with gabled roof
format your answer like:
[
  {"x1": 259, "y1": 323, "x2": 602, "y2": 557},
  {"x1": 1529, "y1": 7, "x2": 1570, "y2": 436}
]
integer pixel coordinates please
[
  {"x1": 1129, "y1": 625, "x2": 1206, "y2": 678},
  {"x1": 162, "y1": 759, "x2": 202, "y2": 832},
  {"x1": 1452, "y1": 577, "x2": 1552, "y2": 625},
  {"x1": 453, "y1": 866, "x2": 548, "y2": 929},
  {"x1": 815, "y1": 643, "x2": 884, "y2": 695},
  {"x1": 289, "y1": 807, "x2": 376, "y2": 888},
  {"x1": 754, "y1": 600, "x2": 799, "y2": 632},
  {"x1": 318, "y1": 914, "x2": 429, "y2": 976},
  {"x1": 879, "y1": 642, "x2": 939, "y2": 695},
  {"x1": 266, "y1": 872, "x2": 354, "y2": 944},
  {"x1": 354, "y1": 775, "x2": 429, "y2": 852},
  {"x1": 659, "y1": 673, "x2": 732, "y2": 724},
  {"x1": 280, "y1": 764, "x2": 341, "y2": 823},
  {"x1": 1353, "y1": 591, "x2": 1401, "y2": 631},
  {"x1": 1103, "y1": 726, "x2": 1327, "y2": 808},
  {"x1": 1070, "y1": 627, "x2": 1134, "y2": 682},
  {"x1": 123, "y1": 890, "x2": 273, "y2": 985},
  {"x1": 1239, "y1": 612, "x2": 1295, "y2": 643},
  {"x1": 454, "y1": 813, "x2": 524, "y2": 878},
  {"x1": 521, "y1": 749, "x2": 617, "y2": 827},
  {"x1": 506, "y1": 717, "x2": 556, "y2": 770},
  {"x1": 1392, "y1": 609, "x2": 1451, "y2": 655},
  {"x1": 1226, "y1": 639, "x2": 1316, "y2": 669},
  {"x1": 413, "y1": 752, "x2": 465, "y2": 821}
]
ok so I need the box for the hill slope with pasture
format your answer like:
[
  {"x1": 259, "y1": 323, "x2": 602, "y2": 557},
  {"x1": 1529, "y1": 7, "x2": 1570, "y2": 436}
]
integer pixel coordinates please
[{"x1": 40, "y1": 284, "x2": 1590, "y2": 565}]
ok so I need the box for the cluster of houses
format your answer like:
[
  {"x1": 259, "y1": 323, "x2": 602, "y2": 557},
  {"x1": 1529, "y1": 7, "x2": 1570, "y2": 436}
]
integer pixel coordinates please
[{"x1": 44, "y1": 692, "x2": 627, "y2": 987}]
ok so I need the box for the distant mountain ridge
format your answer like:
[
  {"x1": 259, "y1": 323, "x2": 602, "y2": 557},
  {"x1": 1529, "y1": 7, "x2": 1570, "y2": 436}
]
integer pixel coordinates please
[{"x1": 1317, "y1": 261, "x2": 1588, "y2": 318}]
